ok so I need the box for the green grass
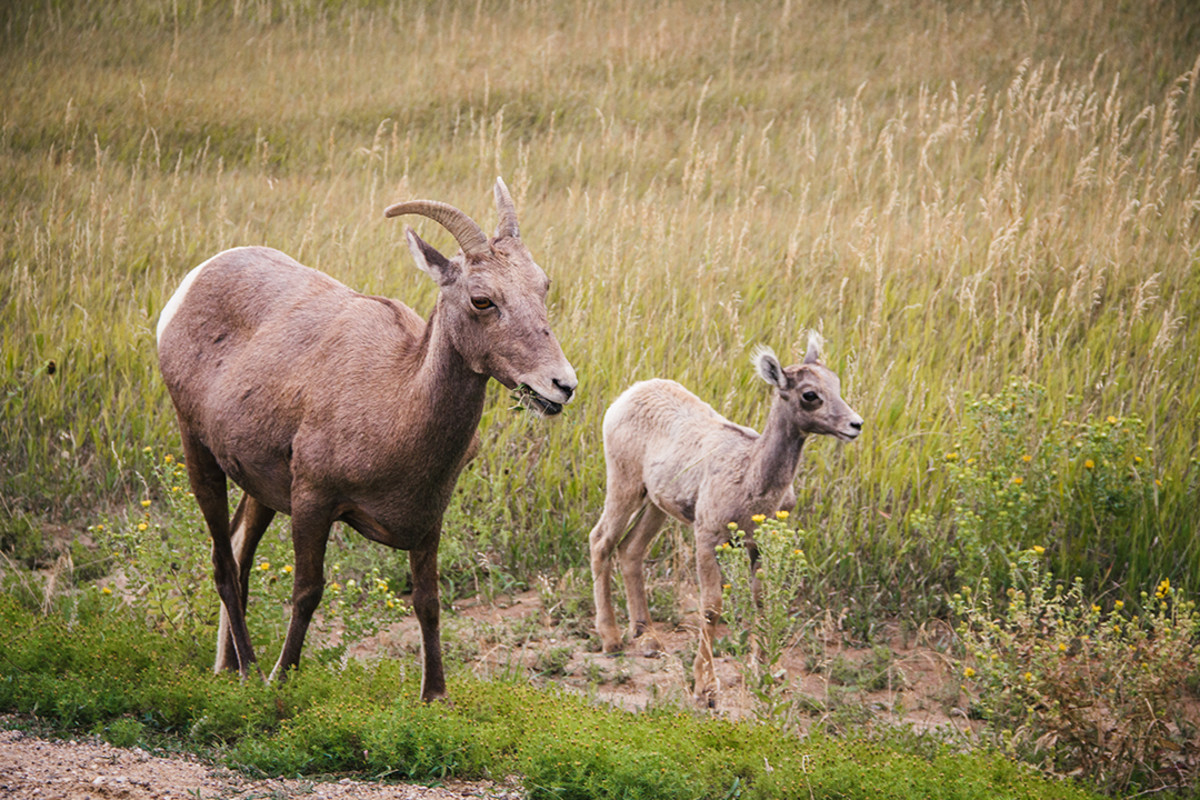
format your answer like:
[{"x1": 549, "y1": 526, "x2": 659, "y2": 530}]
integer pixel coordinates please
[{"x1": 0, "y1": 591, "x2": 1102, "y2": 800}]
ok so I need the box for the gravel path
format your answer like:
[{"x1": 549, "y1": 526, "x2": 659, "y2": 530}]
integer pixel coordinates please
[{"x1": 0, "y1": 729, "x2": 522, "y2": 800}]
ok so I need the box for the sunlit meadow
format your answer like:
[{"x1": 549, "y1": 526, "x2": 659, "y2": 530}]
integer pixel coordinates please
[{"x1": 3, "y1": 0, "x2": 1199, "y2": 621}]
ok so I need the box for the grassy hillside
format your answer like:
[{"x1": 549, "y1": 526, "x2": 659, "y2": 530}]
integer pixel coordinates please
[{"x1": 3, "y1": 0, "x2": 1199, "y2": 613}]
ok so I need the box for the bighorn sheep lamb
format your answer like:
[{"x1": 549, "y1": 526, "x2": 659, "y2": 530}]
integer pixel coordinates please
[
  {"x1": 156, "y1": 178, "x2": 576, "y2": 702},
  {"x1": 589, "y1": 335, "x2": 861, "y2": 706}
]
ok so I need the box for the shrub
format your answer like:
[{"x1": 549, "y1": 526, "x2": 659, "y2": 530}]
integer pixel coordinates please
[
  {"x1": 940, "y1": 382, "x2": 1159, "y2": 592},
  {"x1": 715, "y1": 512, "x2": 810, "y2": 719},
  {"x1": 952, "y1": 549, "x2": 1200, "y2": 794}
]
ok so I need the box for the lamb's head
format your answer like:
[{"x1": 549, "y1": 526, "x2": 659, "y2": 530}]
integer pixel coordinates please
[
  {"x1": 753, "y1": 334, "x2": 863, "y2": 442},
  {"x1": 385, "y1": 177, "x2": 577, "y2": 415}
]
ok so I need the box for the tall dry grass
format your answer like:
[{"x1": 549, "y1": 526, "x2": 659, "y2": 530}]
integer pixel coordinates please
[{"x1": 2, "y1": 0, "x2": 1197, "y2": 614}]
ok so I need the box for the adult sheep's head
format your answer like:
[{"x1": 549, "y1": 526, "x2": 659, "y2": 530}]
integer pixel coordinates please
[{"x1": 385, "y1": 177, "x2": 577, "y2": 415}]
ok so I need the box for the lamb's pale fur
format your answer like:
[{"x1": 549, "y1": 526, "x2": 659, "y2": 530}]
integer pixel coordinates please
[
  {"x1": 589, "y1": 334, "x2": 862, "y2": 706},
  {"x1": 156, "y1": 178, "x2": 576, "y2": 702}
]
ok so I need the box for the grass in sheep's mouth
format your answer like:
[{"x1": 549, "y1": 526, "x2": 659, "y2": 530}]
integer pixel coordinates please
[{"x1": 510, "y1": 385, "x2": 563, "y2": 416}]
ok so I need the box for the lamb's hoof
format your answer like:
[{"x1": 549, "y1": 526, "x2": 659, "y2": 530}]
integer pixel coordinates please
[
  {"x1": 693, "y1": 688, "x2": 718, "y2": 709},
  {"x1": 601, "y1": 640, "x2": 625, "y2": 656},
  {"x1": 632, "y1": 633, "x2": 664, "y2": 658}
]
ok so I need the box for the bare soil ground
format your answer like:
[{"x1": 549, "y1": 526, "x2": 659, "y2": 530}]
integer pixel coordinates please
[{"x1": 1, "y1": 589, "x2": 970, "y2": 799}]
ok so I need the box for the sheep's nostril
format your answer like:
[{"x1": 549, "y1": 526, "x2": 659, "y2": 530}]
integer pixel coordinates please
[
  {"x1": 850, "y1": 420, "x2": 863, "y2": 431},
  {"x1": 553, "y1": 378, "x2": 575, "y2": 401}
]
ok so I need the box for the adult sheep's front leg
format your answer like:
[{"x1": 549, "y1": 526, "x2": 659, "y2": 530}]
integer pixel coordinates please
[
  {"x1": 410, "y1": 543, "x2": 447, "y2": 702},
  {"x1": 270, "y1": 496, "x2": 332, "y2": 683},
  {"x1": 691, "y1": 528, "x2": 725, "y2": 707}
]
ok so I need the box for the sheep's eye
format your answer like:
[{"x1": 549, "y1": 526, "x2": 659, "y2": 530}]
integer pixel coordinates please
[
  {"x1": 471, "y1": 297, "x2": 495, "y2": 310},
  {"x1": 802, "y1": 391, "x2": 820, "y2": 403}
]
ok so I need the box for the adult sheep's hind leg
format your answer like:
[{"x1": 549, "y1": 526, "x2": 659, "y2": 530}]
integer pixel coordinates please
[
  {"x1": 179, "y1": 432, "x2": 261, "y2": 680},
  {"x1": 215, "y1": 494, "x2": 276, "y2": 673}
]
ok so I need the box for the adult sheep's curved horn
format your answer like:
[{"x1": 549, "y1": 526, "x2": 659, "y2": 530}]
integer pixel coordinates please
[
  {"x1": 493, "y1": 176, "x2": 520, "y2": 239},
  {"x1": 383, "y1": 199, "x2": 490, "y2": 258}
]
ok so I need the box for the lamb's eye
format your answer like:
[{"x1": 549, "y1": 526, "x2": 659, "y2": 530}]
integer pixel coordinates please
[
  {"x1": 471, "y1": 297, "x2": 495, "y2": 310},
  {"x1": 802, "y1": 391, "x2": 819, "y2": 403}
]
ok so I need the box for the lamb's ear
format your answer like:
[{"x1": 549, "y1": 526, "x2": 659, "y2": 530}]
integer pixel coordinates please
[
  {"x1": 406, "y1": 228, "x2": 460, "y2": 286},
  {"x1": 752, "y1": 345, "x2": 788, "y2": 389},
  {"x1": 802, "y1": 330, "x2": 824, "y2": 365}
]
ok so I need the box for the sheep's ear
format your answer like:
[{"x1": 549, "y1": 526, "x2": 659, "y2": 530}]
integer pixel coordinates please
[
  {"x1": 802, "y1": 331, "x2": 824, "y2": 365},
  {"x1": 752, "y1": 345, "x2": 788, "y2": 389},
  {"x1": 406, "y1": 228, "x2": 460, "y2": 286}
]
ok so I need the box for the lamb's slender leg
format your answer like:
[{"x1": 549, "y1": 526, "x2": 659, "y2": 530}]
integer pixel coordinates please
[
  {"x1": 269, "y1": 494, "x2": 331, "y2": 682},
  {"x1": 215, "y1": 494, "x2": 276, "y2": 673},
  {"x1": 410, "y1": 540, "x2": 446, "y2": 702},
  {"x1": 745, "y1": 535, "x2": 764, "y2": 669},
  {"x1": 179, "y1": 431, "x2": 261, "y2": 680},
  {"x1": 616, "y1": 504, "x2": 668, "y2": 654},
  {"x1": 589, "y1": 486, "x2": 646, "y2": 653},
  {"x1": 692, "y1": 527, "x2": 724, "y2": 707}
]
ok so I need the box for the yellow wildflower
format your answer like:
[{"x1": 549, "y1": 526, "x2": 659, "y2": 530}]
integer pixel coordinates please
[
  {"x1": 259, "y1": 561, "x2": 271, "y2": 571},
  {"x1": 751, "y1": 514, "x2": 766, "y2": 524},
  {"x1": 141, "y1": 499, "x2": 151, "y2": 508},
  {"x1": 1084, "y1": 459, "x2": 1095, "y2": 469},
  {"x1": 1107, "y1": 415, "x2": 1118, "y2": 424},
  {"x1": 101, "y1": 586, "x2": 113, "y2": 596},
  {"x1": 775, "y1": 510, "x2": 789, "y2": 520},
  {"x1": 1114, "y1": 600, "x2": 1124, "y2": 610},
  {"x1": 1032, "y1": 545, "x2": 1045, "y2": 555},
  {"x1": 1058, "y1": 642, "x2": 1068, "y2": 652},
  {"x1": 1012, "y1": 476, "x2": 1024, "y2": 486},
  {"x1": 963, "y1": 667, "x2": 976, "y2": 678},
  {"x1": 283, "y1": 565, "x2": 293, "y2": 574},
  {"x1": 1023, "y1": 671, "x2": 1033, "y2": 682},
  {"x1": 1021, "y1": 454, "x2": 1032, "y2": 463},
  {"x1": 137, "y1": 522, "x2": 148, "y2": 531},
  {"x1": 945, "y1": 452, "x2": 959, "y2": 462},
  {"x1": 164, "y1": 454, "x2": 174, "y2": 463}
]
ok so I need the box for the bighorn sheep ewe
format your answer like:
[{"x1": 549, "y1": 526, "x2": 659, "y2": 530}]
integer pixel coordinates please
[
  {"x1": 589, "y1": 335, "x2": 861, "y2": 706},
  {"x1": 156, "y1": 178, "x2": 576, "y2": 702}
]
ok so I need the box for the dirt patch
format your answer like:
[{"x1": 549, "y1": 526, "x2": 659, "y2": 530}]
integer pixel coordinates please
[{"x1": 347, "y1": 589, "x2": 971, "y2": 735}]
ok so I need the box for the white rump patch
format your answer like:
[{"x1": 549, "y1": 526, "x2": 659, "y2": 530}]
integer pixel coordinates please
[{"x1": 155, "y1": 256, "x2": 213, "y2": 344}]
